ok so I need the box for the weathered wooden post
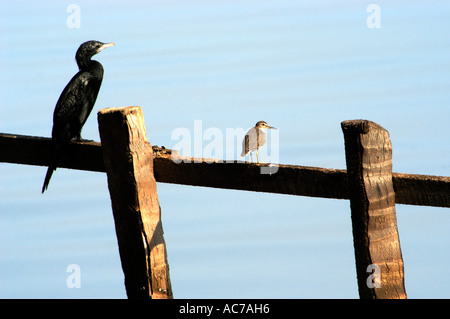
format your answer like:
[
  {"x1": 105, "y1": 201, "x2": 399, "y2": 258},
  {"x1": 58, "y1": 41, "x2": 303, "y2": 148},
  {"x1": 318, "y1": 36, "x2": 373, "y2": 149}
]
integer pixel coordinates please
[
  {"x1": 341, "y1": 120, "x2": 407, "y2": 299},
  {"x1": 98, "y1": 106, "x2": 172, "y2": 299}
]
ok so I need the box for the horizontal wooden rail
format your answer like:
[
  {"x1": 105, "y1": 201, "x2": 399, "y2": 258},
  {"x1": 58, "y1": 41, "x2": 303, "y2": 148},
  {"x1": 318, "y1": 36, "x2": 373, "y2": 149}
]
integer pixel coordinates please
[{"x1": 1, "y1": 133, "x2": 449, "y2": 208}]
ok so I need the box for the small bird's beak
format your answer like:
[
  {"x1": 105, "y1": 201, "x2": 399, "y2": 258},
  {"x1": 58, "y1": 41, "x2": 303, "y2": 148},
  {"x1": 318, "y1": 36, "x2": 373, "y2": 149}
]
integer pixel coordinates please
[
  {"x1": 99, "y1": 42, "x2": 115, "y2": 52},
  {"x1": 268, "y1": 126, "x2": 278, "y2": 130}
]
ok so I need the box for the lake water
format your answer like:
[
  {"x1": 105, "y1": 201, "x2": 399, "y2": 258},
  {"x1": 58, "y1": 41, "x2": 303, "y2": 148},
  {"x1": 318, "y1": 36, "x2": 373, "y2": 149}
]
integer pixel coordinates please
[{"x1": 0, "y1": 0, "x2": 449, "y2": 298}]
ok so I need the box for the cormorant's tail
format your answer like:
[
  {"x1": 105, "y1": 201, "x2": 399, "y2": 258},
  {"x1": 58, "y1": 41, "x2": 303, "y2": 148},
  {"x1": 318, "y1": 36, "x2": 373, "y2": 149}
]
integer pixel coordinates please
[{"x1": 42, "y1": 144, "x2": 61, "y2": 193}]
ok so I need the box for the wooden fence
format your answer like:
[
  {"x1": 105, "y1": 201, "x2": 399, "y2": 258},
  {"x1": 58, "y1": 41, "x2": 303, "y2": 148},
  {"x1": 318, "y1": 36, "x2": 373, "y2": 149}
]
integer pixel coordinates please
[{"x1": 1, "y1": 106, "x2": 449, "y2": 299}]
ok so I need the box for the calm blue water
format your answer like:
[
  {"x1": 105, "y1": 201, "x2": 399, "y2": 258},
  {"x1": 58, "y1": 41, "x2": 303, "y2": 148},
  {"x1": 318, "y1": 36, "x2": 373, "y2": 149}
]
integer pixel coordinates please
[{"x1": 0, "y1": 0, "x2": 449, "y2": 298}]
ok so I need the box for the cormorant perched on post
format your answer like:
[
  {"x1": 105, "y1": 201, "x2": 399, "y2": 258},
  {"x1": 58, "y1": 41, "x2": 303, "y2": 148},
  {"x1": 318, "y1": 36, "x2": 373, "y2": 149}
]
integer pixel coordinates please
[{"x1": 42, "y1": 40, "x2": 115, "y2": 193}]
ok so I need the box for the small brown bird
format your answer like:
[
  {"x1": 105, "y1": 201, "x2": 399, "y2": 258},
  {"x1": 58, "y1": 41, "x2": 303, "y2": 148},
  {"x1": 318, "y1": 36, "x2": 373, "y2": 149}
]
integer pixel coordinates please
[{"x1": 241, "y1": 121, "x2": 277, "y2": 163}]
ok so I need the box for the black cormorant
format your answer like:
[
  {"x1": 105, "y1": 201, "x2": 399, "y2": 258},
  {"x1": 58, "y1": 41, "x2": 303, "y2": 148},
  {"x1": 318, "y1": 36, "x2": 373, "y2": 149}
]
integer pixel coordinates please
[{"x1": 42, "y1": 40, "x2": 115, "y2": 193}]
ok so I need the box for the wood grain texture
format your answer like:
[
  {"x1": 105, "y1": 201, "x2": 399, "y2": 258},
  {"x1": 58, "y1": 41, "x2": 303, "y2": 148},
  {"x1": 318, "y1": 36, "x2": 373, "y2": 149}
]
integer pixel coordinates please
[
  {"x1": 342, "y1": 120, "x2": 407, "y2": 299},
  {"x1": 98, "y1": 106, "x2": 172, "y2": 299}
]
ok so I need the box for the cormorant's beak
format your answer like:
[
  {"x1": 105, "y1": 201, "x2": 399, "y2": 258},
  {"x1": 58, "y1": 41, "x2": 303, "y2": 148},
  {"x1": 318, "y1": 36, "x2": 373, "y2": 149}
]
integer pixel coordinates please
[{"x1": 99, "y1": 42, "x2": 115, "y2": 52}]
